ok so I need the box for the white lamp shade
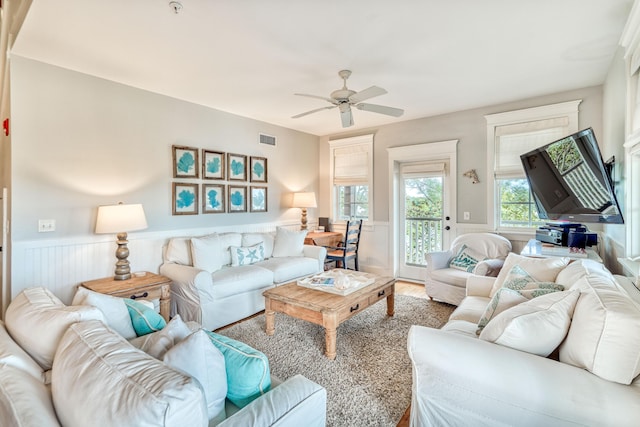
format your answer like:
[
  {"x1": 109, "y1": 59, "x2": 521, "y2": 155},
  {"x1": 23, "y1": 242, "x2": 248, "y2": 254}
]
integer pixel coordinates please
[
  {"x1": 292, "y1": 192, "x2": 317, "y2": 208},
  {"x1": 95, "y1": 203, "x2": 148, "y2": 234}
]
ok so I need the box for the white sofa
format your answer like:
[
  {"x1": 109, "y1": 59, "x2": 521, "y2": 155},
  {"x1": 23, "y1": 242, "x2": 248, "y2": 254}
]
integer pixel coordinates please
[
  {"x1": 409, "y1": 254, "x2": 640, "y2": 426},
  {"x1": 0, "y1": 286, "x2": 327, "y2": 427},
  {"x1": 160, "y1": 228, "x2": 326, "y2": 330}
]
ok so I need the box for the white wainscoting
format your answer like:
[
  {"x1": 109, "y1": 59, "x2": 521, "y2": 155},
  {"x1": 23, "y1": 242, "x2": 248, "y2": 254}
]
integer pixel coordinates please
[{"x1": 11, "y1": 221, "x2": 304, "y2": 304}]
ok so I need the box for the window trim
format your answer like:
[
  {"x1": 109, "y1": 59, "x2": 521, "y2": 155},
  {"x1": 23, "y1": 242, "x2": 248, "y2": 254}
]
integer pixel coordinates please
[
  {"x1": 329, "y1": 134, "x2": 374, "y2": 223},
  {"x1": 485, "y1": 100, "x2": 582, "y2": 231}
]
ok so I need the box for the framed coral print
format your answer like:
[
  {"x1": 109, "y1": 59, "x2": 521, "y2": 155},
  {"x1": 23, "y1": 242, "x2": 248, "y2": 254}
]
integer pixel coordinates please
[
  {"x1": 203, "y1": 150, "x2": 225, "y2": 180},
  {"x1": 202, "y1": 184, "x2": 225, "y2": 213},
  {"x1": 172, "y1": 183, "x2": 199, "y2": 215},
  {"x1": 250, "y1": 186, "x2": 267, "y2": 212},
  {"x1": 227, "y1": 153, "x2": 247, "y2": 181},
  {"x1": 172, "y1": 145, "x2": 199, "y2": 178},
  {"x1": 250, "y1": 156, "x2": 268, "y2": 183},
  {"x1": 228, "y1": 185, "x2": 247, "y2": 213}
]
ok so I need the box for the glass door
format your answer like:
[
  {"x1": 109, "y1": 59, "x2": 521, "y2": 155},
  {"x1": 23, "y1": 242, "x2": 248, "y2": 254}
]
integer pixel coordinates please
[{"x1": 398, "y1": 164, "x2": 452, "y2": 281}]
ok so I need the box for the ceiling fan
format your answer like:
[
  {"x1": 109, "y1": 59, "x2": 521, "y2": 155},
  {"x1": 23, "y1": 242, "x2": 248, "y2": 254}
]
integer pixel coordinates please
[{"x1": 292, "y1": 70, "x2": 404, "y2": 128}]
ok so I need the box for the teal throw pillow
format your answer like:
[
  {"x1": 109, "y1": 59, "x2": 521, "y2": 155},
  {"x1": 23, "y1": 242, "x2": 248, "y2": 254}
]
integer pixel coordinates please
[
  {"x1": 204, "y1": 330, "x2": 271, "y2": 408},
  {"x1": 123, "y1": 299, "x2": 166, "y2": 337},
  {"x1": 449, "y1": 244, "x2": 485, "y2": 272},
  {"x1": 230, "y1": 242, "x2": 265, "y2": 267}
]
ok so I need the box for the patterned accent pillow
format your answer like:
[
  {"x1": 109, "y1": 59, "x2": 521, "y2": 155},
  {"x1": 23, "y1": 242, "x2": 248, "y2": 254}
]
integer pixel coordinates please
[
  {"x1": 230, "y1": 242, "x2": 265, "y2": 267},
  {"x1": 449, "y1": 244, "x2": 486, "y2": 272},
  {"x1": 476, "y1": 264, "x2": 564, "y2": 334}
]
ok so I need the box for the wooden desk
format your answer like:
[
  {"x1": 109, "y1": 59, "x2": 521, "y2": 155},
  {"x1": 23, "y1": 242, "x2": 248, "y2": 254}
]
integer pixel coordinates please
[
  {"x1": 81, "y1": 272, "x2": 172, "y2": 322},
  {"x1": 305, "y1": 231, "x2": 343, "y2": 247}
]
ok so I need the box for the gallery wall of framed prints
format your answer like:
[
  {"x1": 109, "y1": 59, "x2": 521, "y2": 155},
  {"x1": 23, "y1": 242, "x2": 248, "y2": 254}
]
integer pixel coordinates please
[{"x1": 171, "y1": 145, "x2": 268, "y2": 215}]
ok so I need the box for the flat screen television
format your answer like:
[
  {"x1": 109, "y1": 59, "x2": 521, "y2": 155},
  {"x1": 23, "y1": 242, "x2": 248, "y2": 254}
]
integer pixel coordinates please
[{"x1": 519, "y1": 127, "x2": 624, "y2": 224}]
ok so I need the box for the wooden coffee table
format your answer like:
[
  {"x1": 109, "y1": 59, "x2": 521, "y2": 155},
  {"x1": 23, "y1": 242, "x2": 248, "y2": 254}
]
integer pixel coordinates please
[{"x1": 263, "y1": 272, "x2": 395, "y2": 360}]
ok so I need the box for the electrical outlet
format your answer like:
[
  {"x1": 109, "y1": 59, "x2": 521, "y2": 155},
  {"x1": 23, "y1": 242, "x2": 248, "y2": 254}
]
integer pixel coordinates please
[
  {"x1": 463, "y1": 212, "x2": 470, "y2": 220},
  {"x1": 38, "y1": 219, "x2": 55, "y2": 232}
]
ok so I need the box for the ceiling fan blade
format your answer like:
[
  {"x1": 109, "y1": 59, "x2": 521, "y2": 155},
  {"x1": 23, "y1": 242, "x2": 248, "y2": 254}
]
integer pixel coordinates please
[
  {"x1": 291, "y1": 105, "x2": 336, "y2": 119},
  {"x1": 294, "y1": 93, "x2": 338, "y2": 104},
  {"x1": 348, "y1": 86, "x2": 387, "y2": 104},
  {"x1": 339, "y1": 103, "x2": 354, "y2": 128},
  {"x1": 355, "y1": 102, "x2": 404, "y2": 117}
]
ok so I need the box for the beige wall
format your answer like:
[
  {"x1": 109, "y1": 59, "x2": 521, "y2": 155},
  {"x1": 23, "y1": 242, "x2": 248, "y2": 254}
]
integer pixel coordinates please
[{"x1": 10, "y1": 56, "x2": 320, "y2": 241}]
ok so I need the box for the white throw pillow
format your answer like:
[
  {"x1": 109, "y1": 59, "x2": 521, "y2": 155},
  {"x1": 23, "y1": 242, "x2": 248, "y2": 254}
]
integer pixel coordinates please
[
  {"x1": 230, "y1": 243, "x2": 265, "y2": 266},
  {"x1": 490, "y1": 253, "x2": 570, "y2": 296},
  {"x1": 164, "y1": 330, "x2": 227, "y2": 423},
  {"x1": 4, "y1": 287, "x2": 104, "y2": 370},
  {"x1": 476, "y1": 288, "x2": 528, "y2": 334},
  {"x1": 0, "y1": 320, "x2": 45, "y2": 382},
  {"x1": 130, "y1": 315, "x2": 192, "y2": 360},
  {"x1": 272, "y1": 227, "x2": 307, "y2": 257},
  {"x1": 242, "y1": 233, "x2": 275, "y2": 258},
  {"x1": 164, "y1": 237, "x2": 194, "y2": 265},
  {"x1": 191, "y1": 233, "x2": 224, "y2": 273},
  {"x1": 480, "y1": 290, "x2": 580, "y2": 356},
  {"x1": 72, "y1": 287, "x2": 137, "y2": 339},
  {"x1": 560, "y1": 274, "x2": 640, "y2": 385},
  {"x1": 52, "y1": 320, "x2": 207, "y2": 427}
]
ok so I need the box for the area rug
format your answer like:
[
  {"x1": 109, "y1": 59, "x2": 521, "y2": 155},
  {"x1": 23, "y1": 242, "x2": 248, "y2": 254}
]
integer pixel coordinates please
[{"x1": 219, "y1": 295, "x2": 454, "y2": 427}]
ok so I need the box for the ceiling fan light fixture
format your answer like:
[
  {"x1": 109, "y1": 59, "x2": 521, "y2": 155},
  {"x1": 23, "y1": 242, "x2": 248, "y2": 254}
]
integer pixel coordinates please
[{"x1": 169, "y1": 1, "x2": 183, "y2": 14}]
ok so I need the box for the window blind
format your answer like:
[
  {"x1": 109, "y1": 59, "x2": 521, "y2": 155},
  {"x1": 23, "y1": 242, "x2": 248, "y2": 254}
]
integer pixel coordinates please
[{"x1": 333, "y1": 144, "x2": 370, "y2": 185}]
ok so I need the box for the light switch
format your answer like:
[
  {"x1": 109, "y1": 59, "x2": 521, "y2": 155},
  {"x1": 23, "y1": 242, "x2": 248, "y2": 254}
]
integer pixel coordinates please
[
  {"x1": 38, "y1": 219, "x2": 55, "y2": 232},
  {"x1": 463, "y1": 212, "x2": 470, "y2": 220}
]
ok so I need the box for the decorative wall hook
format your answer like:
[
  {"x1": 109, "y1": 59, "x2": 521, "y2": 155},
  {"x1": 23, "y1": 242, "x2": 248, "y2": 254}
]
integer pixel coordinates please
[{"x1": 463, "y1": 169, "x2": 479, "y2": 184}]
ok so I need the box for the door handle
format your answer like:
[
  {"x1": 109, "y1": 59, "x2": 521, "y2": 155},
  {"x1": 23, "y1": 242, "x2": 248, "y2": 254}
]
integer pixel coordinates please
[{"x1": 444, "y1": 226, "x2": 451, "y2": 231}]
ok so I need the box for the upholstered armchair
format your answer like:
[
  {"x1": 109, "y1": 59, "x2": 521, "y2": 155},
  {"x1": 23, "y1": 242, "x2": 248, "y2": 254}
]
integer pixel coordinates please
[{"x1": 424, "y1": 233, "x2": 512, "y2": 306}]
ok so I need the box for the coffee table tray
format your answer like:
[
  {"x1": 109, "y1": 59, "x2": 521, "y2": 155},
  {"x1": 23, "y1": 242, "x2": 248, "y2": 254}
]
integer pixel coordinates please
[{"x1": 297, "y1": 270, "x2": 376, "y2": 296}]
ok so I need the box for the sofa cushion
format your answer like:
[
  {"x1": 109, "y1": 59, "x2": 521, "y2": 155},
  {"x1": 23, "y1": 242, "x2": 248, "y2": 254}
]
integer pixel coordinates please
[
  {"x1": 71, "y1": 287, "x2": 137, "y2": 339},
  {"x1": 556, "y1": 259, "x2": 616, "y2": 291},
  {"x1": 230, "y1": 243, "x2": 265, "y2": 266},
  {"x1": 440, "y1": 319, "x2": 479, "y2": 338},
  {"x1": 490, "y1": 253, "x2": 569, "y2": 296},
  {"x1": 272, "y1": 227, "x2": 307, "y2": 258},
  {"x1": 5, "y1": 287, "x2": 104, "y2": 370},
  {"x1": 164, "y1": 236, "x2": 194, "y2": 265},
  {"x1": 52, "y1": 320, "x2": 207, "y2": 427},
  {"x1": 191, "y1": 233, "x2": 225, "y2": 273},
  {"x1": 204, "y1": 330, "x2": 271, "y2": 408},
  {"x1": 256, "y1": 257, "x2": 320, "y2": 284},
  {"x1": 211, "y1": 266, "x2": 274, "y2": 299},
  {"x1": 0, "y1": 364, "x2": 60, "y2": 427},
  {"x1": 0, "y1": 320, "x2": 45, "y2": 382},
  {"x1": 449, "y1": 296, "x2": 491, "y2": 324},
  {"x1": 124, "y1": 299, "x2": 166, "y2": 336},
  {"x1": 449, "y1": 244, "x2": 486, "y2": 272},
  {"x1": 129, "y1": 315, "x2": 193, "y2": 360},
  {"x1": 242, "y1": 233, "x2": 275, "y2": 258},
  {"x1": 164, "y1": 330, "x2": 227, "y2": 423},
  {"x1": 430, "y1": 268, "x2": 470, "y2": 288},
  {"x1": 560, "y1": 274, "x2": 640, "y2": 385},
  {"x1": 479, "y1": 290, "x2": 579, "y2": 356}
]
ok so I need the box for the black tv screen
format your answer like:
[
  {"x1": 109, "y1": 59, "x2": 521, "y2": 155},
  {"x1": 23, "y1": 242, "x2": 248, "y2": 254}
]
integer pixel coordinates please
[{"x1": 520, "y1": 127, "x2": 624, "y2": 224}]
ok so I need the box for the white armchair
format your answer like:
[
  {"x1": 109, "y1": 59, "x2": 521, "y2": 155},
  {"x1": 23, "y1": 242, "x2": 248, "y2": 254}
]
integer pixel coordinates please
[{"x1": 424, "y1": 233, "x2": 512, "y2": 306}]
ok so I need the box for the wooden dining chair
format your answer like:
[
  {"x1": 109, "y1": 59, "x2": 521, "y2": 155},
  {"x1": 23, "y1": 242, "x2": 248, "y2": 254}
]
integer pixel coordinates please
[{"x1": 325, "y1": 219, "x2": 363, "y2": 270}]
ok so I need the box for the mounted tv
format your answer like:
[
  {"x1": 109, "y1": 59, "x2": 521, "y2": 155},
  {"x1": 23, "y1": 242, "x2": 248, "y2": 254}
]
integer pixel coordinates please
[{"x1": 520, "y1": 127, "x2": 624, "y2": 224}]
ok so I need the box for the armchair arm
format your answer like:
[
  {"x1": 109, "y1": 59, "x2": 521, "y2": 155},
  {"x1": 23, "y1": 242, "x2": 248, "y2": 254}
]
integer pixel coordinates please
[
  {"x1": 159, "y1": 263, "x2": 213, "y2": 323},
  {"x1": 407, "y1": 326, "x2": 640, "y2": 426},
  {"x1": 302, "y1": 245, "x2": 327, "y2": 272},
  {"x1": 473, "y1": 258, "x2": 505, "y2": 277},
  {"x1": 465, "y1": 275, "x2": 496, "y2": 297},
  {"x1": 424, "y1": 251, "x2": 453, "y2": 272},
  {"x1": 218, "y1": 374, "x2": 326, "y2": 427}
]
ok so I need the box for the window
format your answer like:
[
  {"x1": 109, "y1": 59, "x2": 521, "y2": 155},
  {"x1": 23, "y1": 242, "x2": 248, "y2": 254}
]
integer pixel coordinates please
[
  {"x1": 329, "y1": 134, "x2": 373, "y2": 221},
  {"x1": 486, "y1": 101, "x2": 581, "y2": 230}
]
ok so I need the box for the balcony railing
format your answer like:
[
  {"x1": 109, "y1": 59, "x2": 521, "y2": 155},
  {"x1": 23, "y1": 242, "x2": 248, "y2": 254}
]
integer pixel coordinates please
[{"x1": 404, "y1": 217, "x2": 442, "y2": 266}]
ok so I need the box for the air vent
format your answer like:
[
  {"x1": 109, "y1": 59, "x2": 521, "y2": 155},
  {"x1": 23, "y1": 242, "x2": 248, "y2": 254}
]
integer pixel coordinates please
[{"x1": 259, "y1": 133, "x2": 276, "y2": 146}]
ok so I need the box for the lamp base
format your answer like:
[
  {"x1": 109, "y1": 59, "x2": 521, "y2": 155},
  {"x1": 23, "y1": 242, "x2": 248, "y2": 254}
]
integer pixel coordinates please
[
  {"x1": 300, "y1": 208, "x2": 308, "y2": 230},
  {"x1": 113, "y1": 232, "x2": 132, "y2": 281}
]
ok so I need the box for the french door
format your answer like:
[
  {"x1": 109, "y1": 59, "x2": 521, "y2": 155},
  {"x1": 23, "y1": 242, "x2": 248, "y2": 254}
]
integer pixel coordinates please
[{"x1": 398, "y1": 162, "x2": 452, "y2": 281}]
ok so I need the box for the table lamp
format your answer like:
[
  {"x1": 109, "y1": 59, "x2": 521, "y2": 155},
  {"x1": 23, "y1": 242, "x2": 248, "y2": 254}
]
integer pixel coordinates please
[
  {"x1": 95, "y1": 202, "x2": 148, "y2": 280},
  {"x1": 292, "y1": 192, "x2": 317, "y2": 230}
]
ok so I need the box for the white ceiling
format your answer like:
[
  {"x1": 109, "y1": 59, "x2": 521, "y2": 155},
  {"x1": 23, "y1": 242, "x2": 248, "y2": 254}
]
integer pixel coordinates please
[{"x1": 11, "y1": 0, "x2": 634, "y2": 136}]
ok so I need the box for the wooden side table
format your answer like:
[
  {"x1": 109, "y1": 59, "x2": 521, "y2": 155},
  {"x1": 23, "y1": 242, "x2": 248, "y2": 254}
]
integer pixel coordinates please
[{"x1": 81, "y1": 272, "x2": 172, "y2": 322}]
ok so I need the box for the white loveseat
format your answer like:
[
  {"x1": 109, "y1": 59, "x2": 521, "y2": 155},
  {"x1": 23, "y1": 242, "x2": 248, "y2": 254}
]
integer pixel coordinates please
[
  {"x1": 409, "y1": 254, "x2": 640, "y2": 426},
  {"x1": 160, "y1": 228, "x2": 326, "y2": 330},
  {"x1": 0, "y1": 286, "x2": 327, "y2": 426}
]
